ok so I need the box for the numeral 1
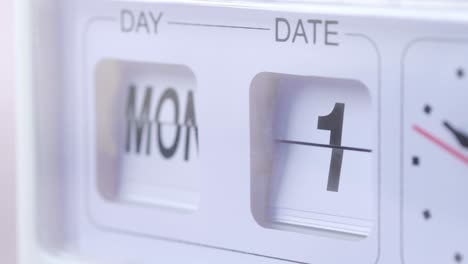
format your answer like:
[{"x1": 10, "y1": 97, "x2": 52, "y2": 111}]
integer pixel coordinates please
[{"x1": 318, "y1": 103, "x2": 345, "y2": 192}]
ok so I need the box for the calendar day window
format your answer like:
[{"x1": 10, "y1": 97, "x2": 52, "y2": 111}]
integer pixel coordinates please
[{"x1": 95, "y1": 59, "x2": 200, "y2": 212}]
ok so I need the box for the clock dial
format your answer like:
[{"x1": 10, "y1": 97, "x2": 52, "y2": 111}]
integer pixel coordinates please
[{"x1": 402, "y1": 41, "x2": 468, "y2": 264}]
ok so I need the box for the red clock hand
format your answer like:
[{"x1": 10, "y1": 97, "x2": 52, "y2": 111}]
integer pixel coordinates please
[{"x1": 413, "y1": 125, "x2": 468, "y2": 165}]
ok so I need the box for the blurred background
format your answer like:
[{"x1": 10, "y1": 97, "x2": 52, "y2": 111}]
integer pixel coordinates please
[{"x1": 0, "y1": 0, "x2": 17, "y2": 263}]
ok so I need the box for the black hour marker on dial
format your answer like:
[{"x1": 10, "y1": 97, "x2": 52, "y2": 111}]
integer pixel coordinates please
[
  {"x1": 423, "y1": 104, "x2": 432, "y2": 115},
  {"x1": 455, "y1": 253, "x2": 463, "y2": 263},
  {"x1": 412, "y1": 156, "x2": 420, "y2": 166},
  {"x1": 422, "y1": 209, "x2": 431, "y2": 220},
  {"x1": 456, "y1": 68, "x2": 465, "y2": 79}
]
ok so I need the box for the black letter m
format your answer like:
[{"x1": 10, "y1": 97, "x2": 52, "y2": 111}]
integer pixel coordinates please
[{"x1": 126, "y1": 85, "x2": 153, "y2": 154}]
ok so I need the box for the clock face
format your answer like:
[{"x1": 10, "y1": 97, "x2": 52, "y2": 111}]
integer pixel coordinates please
[{"x1": 402, "y1": 41, "x2": 468, "y2": 264}]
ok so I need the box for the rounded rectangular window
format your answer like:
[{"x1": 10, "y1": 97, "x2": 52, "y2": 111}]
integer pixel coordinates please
[
  {"x1": 250, "y1": 72, "x2": 376, "y2": 237},
  {"x1": 95, "y1": 59, "x2": 200, "y2": 212}
]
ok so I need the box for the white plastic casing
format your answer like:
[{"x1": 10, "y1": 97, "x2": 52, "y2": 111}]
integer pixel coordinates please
[{"x1": 16, "y1": 1, "x2": 468, "y2": 264}]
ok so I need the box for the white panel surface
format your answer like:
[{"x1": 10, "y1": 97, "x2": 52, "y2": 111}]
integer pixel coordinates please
[{"x1": 16, "y1": 1, "x2": 468, "y2": 264}]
